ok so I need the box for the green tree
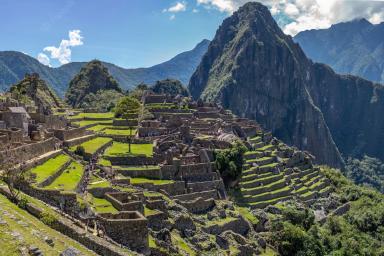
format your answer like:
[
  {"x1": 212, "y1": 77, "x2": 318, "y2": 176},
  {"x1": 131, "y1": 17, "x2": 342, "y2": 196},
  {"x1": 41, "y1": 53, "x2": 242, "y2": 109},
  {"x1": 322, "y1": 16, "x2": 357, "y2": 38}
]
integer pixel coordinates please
[{"x1": 114, "y1": 96, "x2": 141, "y2": 118}]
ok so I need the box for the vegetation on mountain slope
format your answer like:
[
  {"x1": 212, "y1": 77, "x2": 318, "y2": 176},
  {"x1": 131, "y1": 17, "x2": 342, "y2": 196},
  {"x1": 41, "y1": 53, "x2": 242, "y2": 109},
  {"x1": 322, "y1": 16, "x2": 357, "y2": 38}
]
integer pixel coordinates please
[
  {"x1": 294, "y1": 18, "x2": 384, "y2": 84},
  {"x1": 65, "y1": 60, "x2": 123, "y2": 110},
  {"x1": 269, "y1": 167, "x2": 384, "y2": 256},
  {"x1": 0, "y1": 39, "x2": 209, "y2": 96},
  {"x1": 345, "y1": 156, "x2": 384, "y2": 193},
  {"x1": 151, "y1": 79, "x2": 189, "y2": 97},
  {"x1": 9, "y1": 73, "x2": 63, "y2": 114}
]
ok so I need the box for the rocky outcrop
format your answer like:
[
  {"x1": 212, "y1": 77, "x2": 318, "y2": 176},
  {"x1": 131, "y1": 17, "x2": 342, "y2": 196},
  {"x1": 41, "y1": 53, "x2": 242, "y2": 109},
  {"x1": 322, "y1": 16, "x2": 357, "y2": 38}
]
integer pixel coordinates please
[{"x1": 189, "y1": 2, "x2": 384, "y2": 167}]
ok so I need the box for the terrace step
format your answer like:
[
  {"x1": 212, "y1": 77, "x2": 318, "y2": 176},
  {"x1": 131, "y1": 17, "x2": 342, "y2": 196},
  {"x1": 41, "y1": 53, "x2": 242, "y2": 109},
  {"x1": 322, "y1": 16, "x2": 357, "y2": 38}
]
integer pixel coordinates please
[
  {"x1": 252, "y1": 141, "x2": 265, "y2": 149},
  {"x1": 241, "y1": 178, "x2": 287, "y2": 197},
  {"x1": 246, "y1": 156, "x2": 275, "y2": 166},
  {"x1": 240, "y1": 173, "x2": 284, "y2": 189},
  {"x1": 244, "y1": 151, "x2": 264, "y2": 160},
  {"x1": 249, "y1": 136, "x2": 262, "y2": 144},
  {"x1": 172, "y1": 189, "x2": 218, "y2": 202},
  {"x1": 115, "y1": 165, "x2": 161, "y2": 179},
  {"x1": 63, "y1": 134, "x2": 97, "y2": 147},
  {"x1": 18, "y1": 150, "x2": 63, "y2": 171},
  {"x1": 249, "y1": 195, "x2": 292, "y2": 209},
  {"x1": 246, "y1": 186, "x2": 293, "y2": 203}
]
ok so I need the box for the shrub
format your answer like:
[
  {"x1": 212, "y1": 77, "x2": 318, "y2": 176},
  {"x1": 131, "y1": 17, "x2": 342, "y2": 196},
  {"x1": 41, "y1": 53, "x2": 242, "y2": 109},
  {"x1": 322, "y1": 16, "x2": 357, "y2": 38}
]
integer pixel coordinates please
[
  {"x1": 40, "y1": 212, "x2": 57, "y2": 226},
  {"x1": 214, "y1": 142, "x2": 247, "y2": 184},
  {"x1": 17, "y1": 196, "x2": 29, "y2": 209},
  {"x1": 75, "y1": 146, "x2": 85, "y2": 156}
]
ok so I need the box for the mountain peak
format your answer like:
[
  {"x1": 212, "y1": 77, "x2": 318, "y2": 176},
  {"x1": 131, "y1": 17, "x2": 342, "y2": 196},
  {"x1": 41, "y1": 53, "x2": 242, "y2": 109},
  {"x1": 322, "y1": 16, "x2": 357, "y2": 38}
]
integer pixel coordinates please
[{"x1": 65, "y1": 60, "x2": 122, "y2": 108}]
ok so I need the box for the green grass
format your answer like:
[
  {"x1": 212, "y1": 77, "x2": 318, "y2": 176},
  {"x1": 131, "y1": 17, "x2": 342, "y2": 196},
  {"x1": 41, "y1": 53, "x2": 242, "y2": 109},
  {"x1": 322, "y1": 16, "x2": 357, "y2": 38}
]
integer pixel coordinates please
[
  {"x1": 256, "y1": 144, "x2": 274, "y2": 151},
  {"x1": 73, "y1": 120, "x2": 113, "y2": 127},
  {"x1": 98, "y1": 157, "x2": 112, "y2": 166},
  {"x1": 144, "y1": 206, "x2": 160, "y2": 216},
  {"x1": 68, "y1": 112, "x2": 114, "y2": 119},
  {"x1": 87, "y1": 124, "x2": 111, "y2": 132},
  {"x1": 115, "y1": 165, "x2": 160, "y2": 171},
  {"x1": 207, "y1": 217, "x2": 237, "y2": 226},
  {"x1": 44, "y1": 161, "x2": 84, "y2": 191},
  {"x1": 104, "y1": 142, "x2": 153, "y2": 157},
  {"x1": 0, "y1": 194, "x2": 96, "y2": 255},
  {"x1": 88, "y1": 175, "x2": 110, "y2": 189},
  {"x1": 171, "y1": 230, "x2": 196, "y2": 256},
  {"x1": 236, "y1": 206, "x2": 259, "y2": 224},
  {"x1": 71, "y1": 137, "x2": 112, "y2": 154},
  {"x1": 84, "y1": 194, "x2": 118, "y2": 213},
  {"x1": 102, "y1": 128, "x2": 137, "y2": 136},
  {"x1": 130, "y1": 177, "x2": 174, "y2": 185},
  {"x1": 29, "y1": 154, "x2": 70, "y2": 183}
]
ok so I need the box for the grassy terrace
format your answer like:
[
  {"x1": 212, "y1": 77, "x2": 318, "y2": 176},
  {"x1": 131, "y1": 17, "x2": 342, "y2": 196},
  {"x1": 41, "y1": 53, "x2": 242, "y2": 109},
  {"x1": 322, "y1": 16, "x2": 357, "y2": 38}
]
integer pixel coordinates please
[
  {"x1": 104, "y1": 142, "x2": 153, "y2": 157},
  {"x1": 71, "y1": 137, "x2": 112, "y2": 155},
  {"x1": 115, "y1": 165, "x2": 160, "y2": 171},
  {"x1": 256, "y1": 144, "x2": 274, "y2": 151},
  {"x1": 44, "y1": 161, "x2": 84, "y2": 191},
  {"x1": 68, "y1": 112, "x2": 114, "y2": 120},
  {"x1": 236, "y1": 206, "x2": 259, "y2": 225},
  {"x1": 130, "y1": 177, "x2": 174, "y2": 185},
  {"x1": 88, "y1": 175, "x2": 110, "y2": 189},
  {"x1": 73, "y1": 120, "x2": 113, "y2": 127},
  {"x1": 29, "y1": 154, "x2": 70, "y2": 183},
  {"x1": 83, "y1": 194, "x2": 118, "y2": 214},
  {"x1": 0, "y1": 194, "x2": 96, "y2": 256},
  {"x1": 102, "y1": 128, "x2": 137, "y2": 136}
]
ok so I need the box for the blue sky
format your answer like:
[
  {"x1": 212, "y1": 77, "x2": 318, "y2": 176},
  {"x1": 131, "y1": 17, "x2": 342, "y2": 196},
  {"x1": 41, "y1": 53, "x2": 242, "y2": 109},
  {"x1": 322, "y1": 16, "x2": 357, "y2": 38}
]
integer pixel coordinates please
[
  {"x1": 1, "y1": 0, "x2": 383, "y2": 68},
  {"x1": 0, "y1": 0, "x2": 227, "y2": 68}
]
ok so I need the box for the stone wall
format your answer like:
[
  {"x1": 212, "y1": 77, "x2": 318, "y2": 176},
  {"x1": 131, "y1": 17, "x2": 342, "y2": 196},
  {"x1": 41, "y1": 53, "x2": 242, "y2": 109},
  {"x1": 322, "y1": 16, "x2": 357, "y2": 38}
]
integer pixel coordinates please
[
  {"x1": 0, "y1": 138, "x2": 57, "y2": 165},
  {"x1": 97, "y1": 211, "x2": 148, "y2": 253},
  {"x1": 112, "y1": 119, "x2": 138, "y2": 126},
  {"x1": 105, "y1": 192, "x2": 144, "y2": 213},
  {"x1": 178, "y1": 197, "x2": 215, "y2": 214},
  {"x1": 54, "y1": 127, "x2": 87, "y2": 141},
  {"x1": 0, "y1": 187, "x2": 131, "y2": 256},
  {"x1": 202, "y1": 217, "x2": 250, "y2": 236}
]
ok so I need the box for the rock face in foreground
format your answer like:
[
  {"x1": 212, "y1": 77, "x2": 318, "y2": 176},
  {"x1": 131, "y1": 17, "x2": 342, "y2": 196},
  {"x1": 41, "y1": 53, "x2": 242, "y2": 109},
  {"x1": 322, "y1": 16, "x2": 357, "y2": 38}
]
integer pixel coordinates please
[
  {"x1": 65, "y1": 60, "x2": 123, "y2": 109},
  {"x1": 189, "y1": 2, "x2": 384, "y2": 168}
]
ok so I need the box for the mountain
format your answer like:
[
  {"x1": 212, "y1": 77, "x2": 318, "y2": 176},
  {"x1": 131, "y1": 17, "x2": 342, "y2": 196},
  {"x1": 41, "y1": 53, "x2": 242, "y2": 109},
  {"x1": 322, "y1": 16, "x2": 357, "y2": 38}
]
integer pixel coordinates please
[
  {"x1": 9, "y1": 73, "x2": 63, "y2": 114},
  {"x1": 189, "y1": 2, "x2": 384, "y2": 168},
  {"x1": 0, "y1": 39, "x2": 210, "y2": 97},
  {"x1": 294, "y1": 19, "x2": 384, "y2": 84},
  {"x1": 65, "y1": 60, "x2": 123, "y2": 111}
]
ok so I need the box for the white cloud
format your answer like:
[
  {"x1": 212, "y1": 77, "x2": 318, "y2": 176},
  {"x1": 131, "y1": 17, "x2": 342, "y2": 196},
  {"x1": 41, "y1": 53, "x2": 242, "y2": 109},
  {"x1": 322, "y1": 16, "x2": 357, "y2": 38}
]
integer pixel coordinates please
[
  {"x1": 196, "y1": 0, "x2": 384, "y2": 35},
  {"x1": 163, "y1": 2, "x2": 187, "y2": 20},
  {"x1": 166, "y1": 2, "x2": 187, "y2": 12},
  {"x1": 37, "y1": 29, "x2": 84, "y2": 65},
  {"x1": 193, "y1": 8, "x2": 199, "y2": 13},
  {"x1": 37, "y1": 53, "x2": 51, "y2": 66}
]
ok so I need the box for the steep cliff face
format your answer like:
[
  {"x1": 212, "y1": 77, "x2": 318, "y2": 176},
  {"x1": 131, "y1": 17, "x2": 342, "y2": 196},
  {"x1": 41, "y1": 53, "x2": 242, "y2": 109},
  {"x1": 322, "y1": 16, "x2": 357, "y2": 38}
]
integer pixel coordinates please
[
  {"x1": 189, "y1": 2, "x2": 348, "y2": 168},
  {"x1": 309, "y1": 64, "x2": 384, "y2": 160}
]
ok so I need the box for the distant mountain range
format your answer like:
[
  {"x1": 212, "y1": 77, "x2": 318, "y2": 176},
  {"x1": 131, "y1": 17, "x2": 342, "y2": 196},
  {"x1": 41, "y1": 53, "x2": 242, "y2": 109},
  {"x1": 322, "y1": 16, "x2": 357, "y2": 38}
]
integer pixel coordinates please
[
  {"x1": 294, "y1": 19, "x2": 384, "y2": 84},
  {"x1": 0, "y1": 39, "x2": 210, "y2": 97}
]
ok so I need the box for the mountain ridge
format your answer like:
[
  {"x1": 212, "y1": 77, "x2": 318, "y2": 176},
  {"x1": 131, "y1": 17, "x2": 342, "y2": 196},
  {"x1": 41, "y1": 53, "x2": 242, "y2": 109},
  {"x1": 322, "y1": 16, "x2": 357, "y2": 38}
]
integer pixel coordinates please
[
  {"x1": 294, "y1": 19, "x2": 384, "y2": 84},
  {"x1": 0, "y1": 39, "x2": 210, "y2": 96}
]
